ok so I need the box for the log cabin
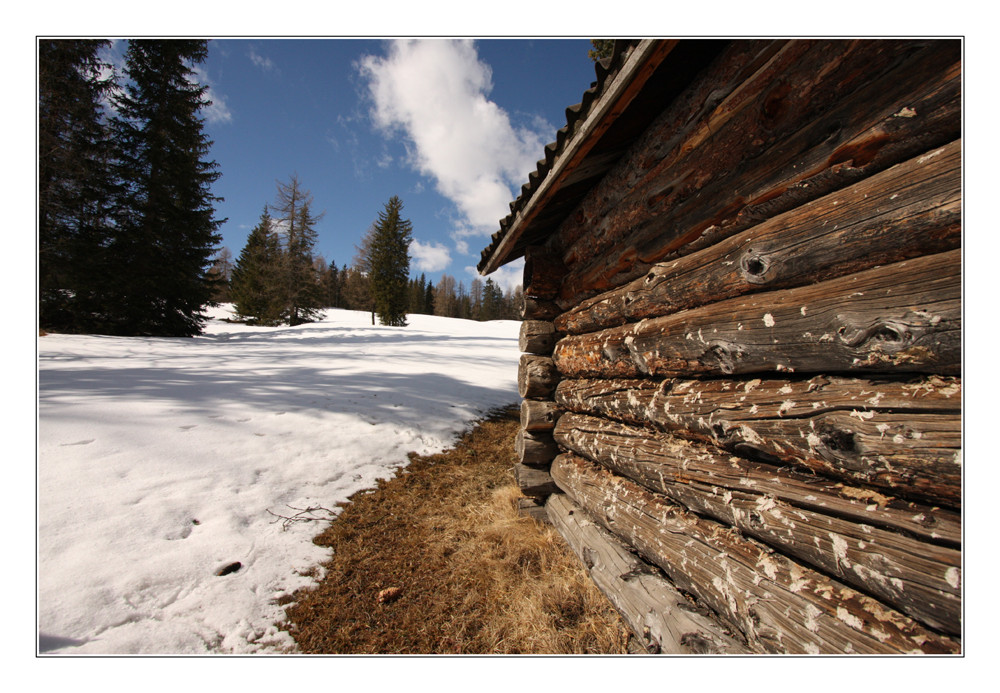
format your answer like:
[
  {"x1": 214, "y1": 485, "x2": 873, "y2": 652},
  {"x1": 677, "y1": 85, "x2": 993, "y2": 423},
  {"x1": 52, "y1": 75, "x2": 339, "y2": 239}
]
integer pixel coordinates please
[{"x1": 478, "y1": 39, "x2": 962, "y2": 654}]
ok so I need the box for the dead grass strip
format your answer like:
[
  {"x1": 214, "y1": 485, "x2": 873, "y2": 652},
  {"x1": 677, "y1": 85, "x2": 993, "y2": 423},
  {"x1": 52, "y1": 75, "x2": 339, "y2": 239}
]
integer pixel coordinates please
[{"x1": 281, "y1": 405, "x2": 630, "y2": 654}]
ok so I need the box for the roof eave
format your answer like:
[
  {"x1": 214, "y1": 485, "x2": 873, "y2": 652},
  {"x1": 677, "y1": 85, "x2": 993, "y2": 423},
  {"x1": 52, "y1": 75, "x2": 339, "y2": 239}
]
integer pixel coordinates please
[{"x1": 478, "y1": 39, "x2": 679, "y2": 276}]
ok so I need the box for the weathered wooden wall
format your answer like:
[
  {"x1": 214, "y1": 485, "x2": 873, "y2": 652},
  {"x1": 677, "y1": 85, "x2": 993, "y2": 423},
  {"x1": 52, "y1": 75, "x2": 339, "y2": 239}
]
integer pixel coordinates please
[{"x1": 508, "y1": 38, "x2": 961, "y2": 654}]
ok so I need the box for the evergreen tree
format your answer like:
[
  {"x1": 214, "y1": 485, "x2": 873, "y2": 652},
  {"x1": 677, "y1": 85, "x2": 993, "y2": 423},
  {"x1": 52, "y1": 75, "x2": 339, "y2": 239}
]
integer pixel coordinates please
[
  {"x1": 314, "y1": 257, "x2": 341, "y2": 308},
  {"x1": 424, "y1": 280, "x2": 435, "y2": 315},
  {"x1": 367, "y1": 196, "x2": 412, "y2": 327},
  {"x1": 38, "y1": 39, "x2": 116, "y2": 332},
  {"x1": 230, "y1": 208, "x2": 283, "y2": 325},
  {"x1": 285, "y1": 200, "x2": 324, "y2": 325},
  {"x1": 340, "y1": 264, "x2": 372, "y2": 312},
  {"x1": 269, "y1": 175, "x2": 325, "y2": 325},
  {"x1": 480, "y1": 277, "x2": 503, "y2": 321},
  {"x1": 588, "y1": 39, "x2": 615, "y2": 62},
  {"x1": 106, "y1": 39, "x2": 224, "y2": 336},
  {"x1": 409, "y1": 273, "x2": 428, "y2": 315}
]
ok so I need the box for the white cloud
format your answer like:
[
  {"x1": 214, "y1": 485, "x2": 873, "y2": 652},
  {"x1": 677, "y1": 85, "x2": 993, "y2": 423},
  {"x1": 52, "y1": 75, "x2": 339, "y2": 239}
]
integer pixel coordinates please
[
  {"x1": 410, "y1": 239, "x2": 452, "y2": 273},
  {"x1": 192, "y1": 65, "x2": 232, "y2": 124},
  {"x1": 248, "y1": 48, "x2": 277, "y2": 73},
  {"x1": 358, "y1": 39, "x2": 549, "y2": 240}
]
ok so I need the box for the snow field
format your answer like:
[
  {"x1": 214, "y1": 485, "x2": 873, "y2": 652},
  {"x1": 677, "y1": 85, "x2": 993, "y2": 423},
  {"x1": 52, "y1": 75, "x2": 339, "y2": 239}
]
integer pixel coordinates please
[{"x1": 37, "y1": 305, "x2": 520, "y2": 653}]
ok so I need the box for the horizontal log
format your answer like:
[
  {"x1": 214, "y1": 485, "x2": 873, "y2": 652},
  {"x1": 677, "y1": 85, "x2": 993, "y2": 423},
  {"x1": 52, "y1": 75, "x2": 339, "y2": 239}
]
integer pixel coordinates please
[
  {"x1": 519, "y1": 320, "x2": 556, "y2": 355},
  {"x1": 551, "y1": 453, "x2": 959, "y2": 654},
  {"x1": 555, "y1": 375, "x2": 962, "y2": 508},
  {"x1": 515, "y1": 463, "x2": 559, "y2": 499},
  {"x1": 552, "y1": 249, "x2": 960, "y2": 380},
  {"x1": 546, "y1": 493, "x2": 753, "y2": 654},
  {"x1": 523, "y1": 246, "x2": 564, "y2": 300},
  {"x1": 521, "y1": 296, "x2": 561, "y2": 321},
  {"x1": 554, "y1": 412, "x2": 961, "y2": 633},
  {"x1": 520, "y1": 399, "x2": 563, "y2": 432},
  {"x1": 555, "y1": 139, "x2": 961, "y2": 335},
  {"x1": 554, "y1": 40, "x2": 960, "y2": 307},
  {"x1": 514, "y1": 429, "x2": 559, "y2": 467},
  {"x1": 517, "y1": 497, "x2": 550, "y2": 523},
  {"x1": 517, "y1": 354, "x2": 560, "y2": 400}
]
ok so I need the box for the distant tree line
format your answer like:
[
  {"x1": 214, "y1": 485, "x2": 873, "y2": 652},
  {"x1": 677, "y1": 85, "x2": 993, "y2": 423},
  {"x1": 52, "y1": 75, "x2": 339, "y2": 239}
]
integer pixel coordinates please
[
  {"x1": 39, "y1": 39, "x2": 522, "y2": 334},
  {"x1": 39, "y1": 39, "x2": 224, "y2": 336},
  {"x1": 221, "y1": 192, "x2": 523, "y2": 326}
]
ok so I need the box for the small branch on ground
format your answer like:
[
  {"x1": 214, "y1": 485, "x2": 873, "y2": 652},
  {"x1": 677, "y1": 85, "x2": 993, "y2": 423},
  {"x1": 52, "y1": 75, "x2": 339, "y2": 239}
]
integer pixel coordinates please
[{"x1": 267, "y1": 504, "x2": 338, "y2": 531}]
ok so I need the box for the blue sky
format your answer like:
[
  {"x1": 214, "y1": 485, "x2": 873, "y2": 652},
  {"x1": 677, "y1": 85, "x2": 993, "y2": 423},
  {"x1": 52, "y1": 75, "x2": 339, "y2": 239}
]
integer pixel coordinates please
[{"x1": 187, "y1": 38, "x2": 597, "y2": 292}]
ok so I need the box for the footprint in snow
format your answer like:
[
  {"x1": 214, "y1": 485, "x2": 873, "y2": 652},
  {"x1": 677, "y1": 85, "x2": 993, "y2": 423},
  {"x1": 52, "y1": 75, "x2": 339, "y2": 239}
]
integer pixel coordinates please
[
  {"x1": 165, "y1": 526, "x2": 192, "y2": 541},
  {"x1": 164, "y1": 518, "x2": 200, "y2": 541},
  {"x1": 178, "y1": 425, "x2": 197, "y2": 431},
  {"x1": 60, "y1": 439, "x2": 94, "y2": 446}
]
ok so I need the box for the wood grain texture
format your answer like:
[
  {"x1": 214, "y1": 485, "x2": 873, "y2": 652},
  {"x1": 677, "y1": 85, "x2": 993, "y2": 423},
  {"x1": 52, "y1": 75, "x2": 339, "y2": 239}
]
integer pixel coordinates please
[
  {"x1": 520, "y1": 399, "x2": 563, "y2": 432},
  {"x1": 515, "y1": 463, "x2": 559, "y2": 499},
  {"x1": 555, "y1": 375, "x2": 962, "y2": 508},
  {"x1": 546, "y1": 493, "x2": 753, "y2": 654},
  {"x1": 552, "y1": 250, "x2": 960, "y2": 381},
  {"x1": 551, "y1": 40, "x2": 960, "y2": 307},
  {"x1": 553, "y1": 412, "x2": 961, "y2": 633},
  {"x1": 551, "y1": 453, "x2": 960, "y2": 654},
  {"x1": 518, "y1": 354, "x2": 560, "y2": 400},
  {"x1": 514, "y1": 429, "x2": 559, "y2": 467},
  {"x1": 555, "y1": 140, "x2": 961, "y2": 335},
  {"x1": 519, "y1": 320, "x2": 556, "y2": 355}
]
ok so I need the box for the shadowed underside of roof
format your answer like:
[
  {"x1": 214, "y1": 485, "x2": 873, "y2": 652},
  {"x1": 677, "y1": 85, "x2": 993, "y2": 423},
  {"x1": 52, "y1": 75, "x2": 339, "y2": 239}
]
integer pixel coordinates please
[{"x1": 478, "y1": 39, "x2": 728, "y2": 275}]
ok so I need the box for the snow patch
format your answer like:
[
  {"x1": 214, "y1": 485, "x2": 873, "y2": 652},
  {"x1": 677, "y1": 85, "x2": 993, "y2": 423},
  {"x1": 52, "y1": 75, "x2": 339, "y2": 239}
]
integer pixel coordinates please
[{"x1": 38, "y1": 306, "x2": 520, "y2": 654}]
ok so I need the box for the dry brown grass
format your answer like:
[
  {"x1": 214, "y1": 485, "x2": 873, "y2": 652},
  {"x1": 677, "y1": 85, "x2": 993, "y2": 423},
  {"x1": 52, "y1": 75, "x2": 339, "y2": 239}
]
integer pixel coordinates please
[{"x1": 282, "y1": 405, "x2": 630, "y2": 654}]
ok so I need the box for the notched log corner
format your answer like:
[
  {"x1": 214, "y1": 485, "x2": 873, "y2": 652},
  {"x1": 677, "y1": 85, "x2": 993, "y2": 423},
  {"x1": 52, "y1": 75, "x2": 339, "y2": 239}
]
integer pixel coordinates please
[{"x1": 518, "y1": 354, "x2": 560, "y2": 399}]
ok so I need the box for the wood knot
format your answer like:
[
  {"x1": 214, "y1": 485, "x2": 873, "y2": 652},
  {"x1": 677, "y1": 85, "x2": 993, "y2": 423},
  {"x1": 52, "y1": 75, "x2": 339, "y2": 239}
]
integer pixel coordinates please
[
  {"x1": 700, "y1": 341, "x2": 743, "y2": 374},
  {"x1": 838, "y1": 319, "x2": 912, "y2": 350},
  {"x1": 820, "y1": 428, "x2": 857, "y2": 453},
  {"x1": 739, "y1": 250, "x2": 771, "y2": 284}
]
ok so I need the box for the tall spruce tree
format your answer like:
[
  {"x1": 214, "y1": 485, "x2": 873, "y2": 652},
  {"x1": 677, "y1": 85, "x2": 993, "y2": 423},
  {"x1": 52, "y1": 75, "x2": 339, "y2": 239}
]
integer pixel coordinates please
[
  {"x1": 269, "y1": 175, "x2": 324, "y2": 325},
  {"x1": 367, "y1": 196, "x2": 412, "y2": 327},
  {"x1": 106, "y1": 39, "x2": 224, "y2": 336},
  {"x1": 38, "y1": 39, "x2": 116, "y2": 332},
  {"x1": 230, "y1": 208, "x2": 284, "y2": 325}
]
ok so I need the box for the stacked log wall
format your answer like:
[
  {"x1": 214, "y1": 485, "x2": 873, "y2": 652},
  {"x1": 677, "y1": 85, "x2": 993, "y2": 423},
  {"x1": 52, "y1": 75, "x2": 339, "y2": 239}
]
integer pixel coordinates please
[
  {"x1": 512, "y1": 246, "x2": 567, "y2": 519},
  {"x1": 525, "y1": 38, "x2": 962, "y2": 654}
]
